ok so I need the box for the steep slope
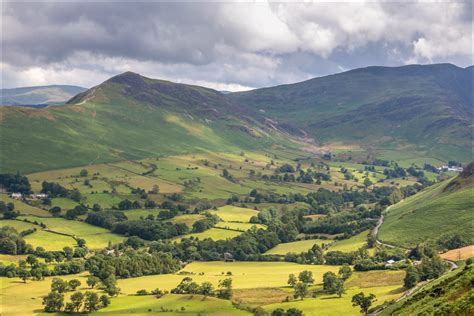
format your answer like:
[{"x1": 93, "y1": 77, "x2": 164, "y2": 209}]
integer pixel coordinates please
[
  {"x1": 1, "y1": 85, "x2": 86, "y2": 106},
  {"x1": 381, "y1": 264, "x2": 474, "y2": 316},
  {"x1": 378, "y1": 162, "x2": 474, "y2": 247},
  {"x1": 0, "y1": 72, "x2": 297, "y2": 173},
  {"x1": 232, "y1": 64, "x2": 473, "y2": 161}
]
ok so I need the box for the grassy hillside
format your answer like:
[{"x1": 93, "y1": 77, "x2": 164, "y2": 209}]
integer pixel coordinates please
[
  {"x1": 381, "y1": 264, "x2": 474, "y2": 316},
  {"x1": 378, "y1": 169, "x2": 474, "y2": 247},
  {"x1": 232, "y1": 64, "x2": 473, "y2": 162},
  {"x1": 0, "y1": 72, "x2": 297, "y2": 173}
]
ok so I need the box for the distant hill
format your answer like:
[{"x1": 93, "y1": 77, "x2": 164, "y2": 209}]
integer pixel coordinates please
[
  {"x1": 231, "y1": 64, "x2": 473, "y2": 162},
  {"x1": 378, "y1": 162, "x2": 474, "y2": 248},
  {"x1": 0, "y1": 72, "x2": 296, "y2": 173},
  {"x1": 1, "y1": 85, "x2": 86, "y2": 106}
]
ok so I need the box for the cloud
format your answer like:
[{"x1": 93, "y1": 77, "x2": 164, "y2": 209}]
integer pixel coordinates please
[{"x1": 1, "y1": 1, "x2": 472, "y2": 90}]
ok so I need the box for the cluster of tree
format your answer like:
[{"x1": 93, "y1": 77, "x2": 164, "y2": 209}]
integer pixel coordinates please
[
  {"x1": 192, "y1": 214, "x2": 220, "y2": 233},
  {"x1": 404, "y1": 244, "x2": 447, "y2": 288},
  {"x1": 270, "y1": 308, "x2": 304, "y2": 316},
  {"x1": 303, "y1": 209, "x2": 380, "y2": 236},
  {"x1": 85, "y1": 211, "x2": 128, "y2": 229},
  {"x1": 42, "y1": 277, "x2": 111, "y2": 313},
  {"x1": 406, "y1": 166, "x2": 424, "y2": 178},
  {"x1": 423, "y1": 163, "x2": 439, "y2": 173},
  {"x1": 0, "y1": 201, "x2": 19, "y2": 219},
  {"x1": 0, "y1": 172, "x2": 31, "y2": 193},
  {"x1": 65, "y1": 204, "x2": 88, "y2": 219},
  {"x1": 284, "y1": 244, "x2": 324, "y2": 265},
  {"x1": 287, "y1": 270, "x2": 315, "y2": 300},
  {"x1": 41, "y1": 181, "x2": 82, "y2": 202},
  {"x1": 222, "y1": 169, "x2": 236, "y2": 182},
  {"x1": 85, "y1": 250, "x2": 181, "y2": 279},
  {"x1": 383, "y1": 165, "x2": 407, "y2": 178},
  {"x1": 170, "y1": 276, "x2": 232, "y2": 299},
  {"x1": 112, "y1": 219, "x2": 188, "y2": 240},
  {"x1": 322, "y1": 270, "x2": 346, "y2": 297},
  {"x1": 0, "y1": 226, "x2": 31, "y2": 255},
  {"x1": 436, "y1": 233, "x2": 470, "y2": 251},
  {"x1": 118, "y1": 199, "x2": 141, "y2": 210}
]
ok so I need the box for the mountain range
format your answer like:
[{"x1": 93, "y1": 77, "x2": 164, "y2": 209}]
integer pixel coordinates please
[
  {"x1": 1, "y1": 85, "x2": 86, "y2": 107},
  {"x1": 0, "y1": 63, "x2": 472, "y2": 173}
]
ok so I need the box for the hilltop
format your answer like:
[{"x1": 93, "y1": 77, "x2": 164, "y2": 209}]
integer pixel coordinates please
[
  {"x1": 1, "y1": 85, "x2": 86, "y2": 106},
  {"x1": 231, "y1": 64, "x2": 473, "y2": 162},
  {"x1": 0, "y1": 72, "x2": 297, "y2": 173}
]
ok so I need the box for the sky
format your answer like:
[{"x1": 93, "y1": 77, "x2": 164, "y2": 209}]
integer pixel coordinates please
[{"x1": 2, "y1": 1, "x2": 473, "y2": 91}]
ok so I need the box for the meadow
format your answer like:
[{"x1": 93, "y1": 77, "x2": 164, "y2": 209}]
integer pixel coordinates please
[
  {"x1": 18, "y1": 216, "x2": 125, "y2": 249},
  {"x1": 264, "y1": 239, "x2": 331, "y2": 255},
  {"x1": 326, "y1": 230, "x2": 369, "y2": 253}
]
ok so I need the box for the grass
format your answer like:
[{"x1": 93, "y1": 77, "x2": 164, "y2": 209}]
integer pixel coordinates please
[
  {"x1": 326, "y1": 230, "x2": 369, "y2": 253},
  {"x1": 264, "y1": 239, "x2": 331, "y2": 255},
  {"x1": 214, "y1": 221, "x2": 266, "y2": 231},
  {"x1": 95, "y1": 294, "x2": 251, "y2": 315},
  {"x1": 18, "y1": 216, "x2": 125, "y2": 249},
  {"x1": 118, "y1": 261, "x2": 340, "y2": 294},
  {"x1": 209, "y1": 205, "x2": 259, "y2": 223},
  {"x1": 0, "y1": 194, "x2": 50, "y2": 217},
  {"x1": 176, "y1": 228, "x2": 242, "y2": 241},
  {"x1": 168, "y1": 214, "x2": 205, "y2": 227},
  {"x1": 122, "y1": 209, "x2": 166, "y2": 221},
  {"x1": 0, "y1": 273, "x2": 92, "y2": 315},
  {"x1": 378, "y1": 178, "x2": 474, "y2": 247}
]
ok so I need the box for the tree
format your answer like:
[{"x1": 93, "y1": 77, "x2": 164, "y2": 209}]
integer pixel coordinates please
[
  {"x1": 92, "y1": 203, "x2": 102, "y2": 212},
  {"x1": 68, "y1": 279, "x2": 81, "y2": 291},
  {"x1": 80, "y1": 169, "x2": 89, "y2": 177},
  {"x1": 334, "y1": 279, "x2": 345, "y2": 297},
  {"x1": 286, "y1": 308, "x2": 304, "y2": 316},
  {"x1": 323, "y1": 272, "x2": 338, "y2": 291},
  {"x1": 352, "y1": 292, "x2": 376, "y2": 315},
  {"x1": 404, "y1": 266, "x2": 420, "y2": 289},
  {"x1": 69, "y1": 291, "x2": 84, "y2": 312},
  {"x1": 84, "y1": 291, "x2": 100, "y2": 312},
  {"x1": 338, "y1": 264, "x2": 353, "y2": 280},
  {"x1": 217, "y1": 278, "x2": 232, "y2": 299},
  {"x1": 63, "y1": 247, "x2": 74, "y2": 260},
  {"x1": 51, "y1": 277, "x2": 69, "y2": 293},
  {"x1": 100, "y1": 294, "x2": 111, "y2": 307},
  {"x1": 18, "y1": 267, "x2": 31, "y2": 283},
  {"x1": 198, "y1": 281, "x2": 214, "y2": 297},
  {"x1": 287, "y1": 273, "x2": 297, "y2": 287},
  {"x1": 298, "y1": 270, "x2": 314, "y2": 284},
  {"x1": 87, "y1": 275, "x2": 100, "y2": 288},
  {"x1": 77, "y1": 238, "x2": 86, "y2": 248},
  {"x1": 294, "y1": 282, "x2": 308, "y2": 300},
  {"x1": 43, "y1": 291, "x2": 64, "y2": 312},
  {"x1": 271, "y1": 308, "x2": 286, "y2": 316}
]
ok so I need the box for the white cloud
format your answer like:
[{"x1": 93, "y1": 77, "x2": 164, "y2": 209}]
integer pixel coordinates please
[{"x1": 1, "y1": 1, "x2": 472, "y2": 89}]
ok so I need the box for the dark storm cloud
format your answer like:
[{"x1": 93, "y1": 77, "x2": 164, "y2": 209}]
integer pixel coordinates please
[{"x1": 1, "y1": 1, "x2": 472, "y2": 90}]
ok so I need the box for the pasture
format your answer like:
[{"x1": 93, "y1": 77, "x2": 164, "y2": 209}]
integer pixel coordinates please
[
  {"x1": 118, "y1": 261, "x2": 341, "y2": 293},
  {"x1": 0, "y1": 194, "x2": 50, "y2": 217},
  {"x1": 326, "y1": 230, "x2": 369, "y2": 253},
  {"x1": 214, "y1": 221, "x2": 266, "y2": 231},
  {"x1": 176, "y1": 228, "x2": 242, "y2": 241},
  {"x1": 18, "y1": 216, "x2": 125, "y2": 249},
  {"x1": 265, "y1": 239, "x2": 331, "y2": 255},
  {"x1": 209, "y1": 205, "x2": 258, "y2": 223},
  {"x1": 96, "y1": 294, "x2": 251, "y2": 315}
]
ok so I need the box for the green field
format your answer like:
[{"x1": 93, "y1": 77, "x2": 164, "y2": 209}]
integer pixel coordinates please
[
  {"x1": 209, "y1": 206, "x2": 259, "y2": 223},
  {"x1": 265, "y1": 239, "x2": 331, "y2": 255},
  {"x1": 214, "y1": 221, "x2": 266, "y2": 231},
  {"x1": 378, "y1": 177, "x2": 474, "y2": 247},
  {"x1": 263, "y1": 270, "x2": 405, "y2": 316},
  {"x1": 327, "y1": 230, "x2": 369, "y2": 253},
  {"x1": 96, "y1": 294, "x2": 250, "y2": 315},
  {"x1": 176, "y1": 228, "x2": 242, "y2": 241},
  {"x1": 18, "y1": 216, "x2": 125, "y2": 249},
  {"x1": 0, "y1": 195, "x2": 51, "y2": 217},
  {"x1": 118, "y1": 261, "x2": 341, "y2": 294}
]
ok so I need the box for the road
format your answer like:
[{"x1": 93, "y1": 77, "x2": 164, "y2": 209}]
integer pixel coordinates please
[{"x1": 370, "y1": 201, "x2": 458, "y2": 315}]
